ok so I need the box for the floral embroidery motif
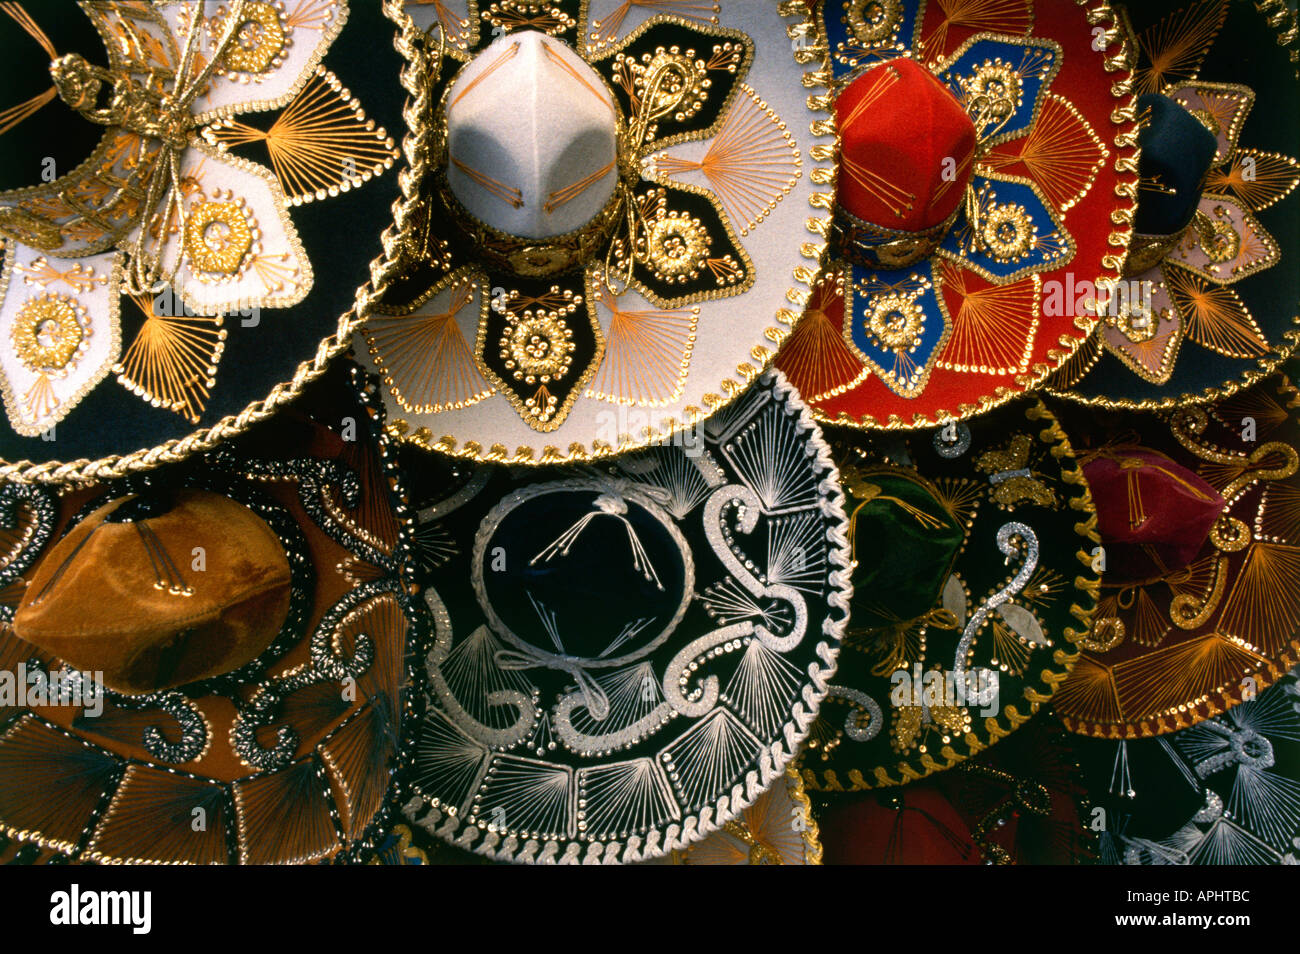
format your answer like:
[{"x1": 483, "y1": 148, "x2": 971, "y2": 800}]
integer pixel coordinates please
[{"x1": 0, "y1": 2, "x2": 396, "y2": 434}]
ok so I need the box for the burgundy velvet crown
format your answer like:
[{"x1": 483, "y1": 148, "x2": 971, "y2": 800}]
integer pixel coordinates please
[
  {"x1": 834, "y1": 57, "x2": 976, "y2": 268},
  {"x1": 1081, "y1": 446, "x2": 1226, "y2": 581}
]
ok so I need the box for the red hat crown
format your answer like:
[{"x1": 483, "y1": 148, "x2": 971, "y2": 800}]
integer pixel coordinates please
[
  {"x1": 836, "y1": 58, "x2": 977, "y2": 237},
  {"x1": 1081, "y1": 446, "x2": 1226, "y2": 581}
]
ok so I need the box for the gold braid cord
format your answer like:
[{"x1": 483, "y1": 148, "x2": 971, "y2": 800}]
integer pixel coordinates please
[{"x1": 0, "y1": 0, "x2": 427, "y2": 485}]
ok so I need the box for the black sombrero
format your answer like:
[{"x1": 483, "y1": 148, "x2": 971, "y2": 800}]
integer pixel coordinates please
[
  {"x1": 0, "y1": 1, "x2": 406, "y2": 483},
  {"x1": 1053, "y1": 0, "x2": 1300, "y2": 408}
]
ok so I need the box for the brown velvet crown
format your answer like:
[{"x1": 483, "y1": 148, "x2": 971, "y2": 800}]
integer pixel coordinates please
[{"x1": 12, "y1": 489, "x2": 291, "y2": 695}]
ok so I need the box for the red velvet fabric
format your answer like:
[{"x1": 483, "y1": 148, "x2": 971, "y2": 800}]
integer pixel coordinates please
[
  {"x1": 1082, "y1": 447, "x2": 1225, "y2": 581},
  {"x1": 819, "y1": 788, "x2": 981, "y2": 865},
  {"x1": 793, "y1": 2, "x2": 1137, "y2": 424},
  {"x1": 836, "y1": 57, "x2": 975, "y2": 232}
]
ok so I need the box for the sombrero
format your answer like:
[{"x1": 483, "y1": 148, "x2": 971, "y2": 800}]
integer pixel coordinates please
[
  {"x1": 355, "y1": 0, "x2": 837, "y2": 463},
  {"x1": 0, "y1": 361, "x2": 423, "y2": 863},
  {"x1": 1050, "y1": 372, "x2": 1300, "y2": 738},
  {"x1": 387, "y1": 764, "x2": 824, "y2": 865},
  {"x1": 1052, "y1": 0, "x2": 1300, "y2": 407},
  {"x1": 397, "y1": 370, "x2": 850, "y2": 863},
  {"x1": 814, "y1": 712, "x2": 1096, "y2": 864},
  {"x1": 658, "y1": 765, "x2": 821, "y2": 865},
  {"x1": 1074, "y1": 664, "x2": 1300, "y2": 865},
  {"x1": 773, "y1": 0, "x2": 1139, "y2": 428},
  {"x1": 798, "y1": 397, "x2": 1100, "y2": 790},
  {"x1": 0, "y1": 1, "x2": 406, "y2": 483}
]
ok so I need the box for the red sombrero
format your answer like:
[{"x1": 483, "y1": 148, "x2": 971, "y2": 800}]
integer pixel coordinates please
[{"x1": 776, "y1": 0, "x2": 1139, "y2": 428}]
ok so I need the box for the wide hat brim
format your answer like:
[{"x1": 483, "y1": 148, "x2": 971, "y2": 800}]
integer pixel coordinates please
[
  {"x1": 1073, "y1": 664, "x2": 1300, "y2": 865},
  {"x1": 1051, "y1": 372, "x2": 1300, "y2": 738},
  {"x1": 0, "y1": 1, "x2": 407, "y2": 484},
  {"x1": 388, "y1": 764, "x2": 824, "y2": 865},
  {"x1": 398, "y1": 370, "x2": 850, "y2": 863},
  {"x1": 799, "y1": 397, "x2": 1100, "y2": 790},
  {"x1": 775, "y1": 0, "x2": 1139, "y2": 428},
  {"x1": 357, "y1": 1, "x2": 837, "y2": 464},
  {"x1": 1052, "y1": 0, "x2": 1300, "y2": 409},
  {"x1": 0, "y1": 361, "x2": 423, "y2": 864}
]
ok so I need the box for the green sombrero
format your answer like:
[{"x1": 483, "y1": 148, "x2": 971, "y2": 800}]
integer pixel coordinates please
[{"x1": 800, "y1": 397, "x2": 1100, "y2": 790}]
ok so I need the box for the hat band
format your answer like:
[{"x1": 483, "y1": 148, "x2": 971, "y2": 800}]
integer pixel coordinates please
[
  {"x1": 1123, "y1": 228, "x2": 1187, "y2": 277},
  {"x1": 831, "y1": 203, "x2": 962, "y2": 270},
  {"x1": 432, "y1": 166, "x2": 631, "y2": 278}
]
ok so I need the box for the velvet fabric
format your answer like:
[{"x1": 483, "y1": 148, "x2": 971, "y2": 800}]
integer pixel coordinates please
[
  {"x1": 843, "y1": 469, "x2": 964, "y2": 631},
  {"x1": 13, "y1": 489, "x2": 291, "y2": 694},
  {"x1": 817, "y1": 717, "x2": 1092, "y2": 864},
  {"x1": 835, "y1": 57, "x2": 976, "y2": 233},
  {"x1": 819, "y1": 787, "x2": 981, "y2": 865},
  {"x1": 1080, "y1": 446, "x2": 1225, "y2": 582},
  {"x1": 1133, "y1": 93, "x2": 1218, "y2": 237}
]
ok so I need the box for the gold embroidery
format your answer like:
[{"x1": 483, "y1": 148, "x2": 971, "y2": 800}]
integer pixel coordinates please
[
  {"x1": 638, "y1": 206, "x2": 712, "y2": 283},
  {"x1": 372, "y1": 1, "x2": 829, "y2": 459},
  {"x1": 636, "y1": 49, "x2": 710, "y2": 123},
  {"x1": 585, "y1": 274, "x2": 699, "y2": 406},
  {"x1": 214, "y1": 1, "x2": 287, "y2": 75},
  {"x1": 920, "y1": 1, "x2": 1033, "y2": 65},
  {"x1": 952, "y1": 178, "x2": 1073, "y2": 283},
  {"x1": 982, "y1": 93, "x2": 1108, "y2": 213},
  {"x1": 864, "y1": 291, "x2": 926, "y2": 352},
  {"x1": 844, "y1": 273, "x2": 940, "y2": 397},
  {"x1": 588, "y1": 2, "x2": 722, "y2": 55},
  {"x1": 773, "y1": 267, "x2": 868, "y2": 402},
  {"x1": 934, "y1": 260, "x2": 1038, "y2": 375},
  {"x1": 183, "y1": 200, "x2": 255, "y2": 275},
  {"x1": 974, "y1": 433, "x2": 1057, "y2": 509},
  {"x1": 1079, "y1": 616, "x2": 1125, "y2": 653},
  {"x1": 201, "y1": 67, "x2": 398, "y2": 206},
  {"x1": 1192, "y1": 207, "x2": 1241, "y2": 264},
  {"x1": 281, "y1": 0, "x2": 335, "y2": 32},
  {"x1": 547, "y1": 161, "x2": 618, "y2": 215},
  {"x1": 363, "y1": 273, "x2": 494, "y2": 414},
  {"x1": 975, "y1": 199, "x2": 1036, "y2": 262},
  {"x1": 451, "y1": 157, "x2": 525, "y2": 209},
  {"x1": 653, "y1": 83, "x2": 801, "y2": 236},
  {"x1": 450, "y1": 40, "x2": 521, "y2": 108},
  {"x1": 1110, "y1": 291, "x2": 1160, "y2": 345},
  {"x1": 502, "y1": 311, "x2": 576, "y2": 383},
  {"x1": 959, "y1": 59, "x2": 1025, "y2": 136},
  {"x1": 17, "y1": 258, "x2": 108, "y2": 294},
  {"x1": 1206, "y1": 149, "x2": 1300, "y2": 213},
  {"x1": 1166, "y1": 267, "x2": 1268, "y2": 359},
  {"x1": 848, "y1": 0, "x2": 904, "y2": 47},
  {"x1": 12, "y1": 295, "x2": 86, "y2": 373},
  {"x1": 1132, "y1": 0, "x2": 1229, "y2": 96},
  {"x1": 474, "y1": 280, "x2": 604, "y2": 431},
  {"x1": 114, "y1": 294, "x2": 227, "y2": 425},
  {"x1": 481, "y1": 2, "x2": 576, "y2": 38},
  {"x1": 0, "y1": 2, "x2": 58, "y2": 135},
  {"x1": 541, "y1": 41, "x2": 616, "y2": 113}
]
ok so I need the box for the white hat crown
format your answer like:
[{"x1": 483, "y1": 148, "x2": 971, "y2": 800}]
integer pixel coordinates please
[{"x1": 445, "y1": 31, "x2": 620, "y2": 240}]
